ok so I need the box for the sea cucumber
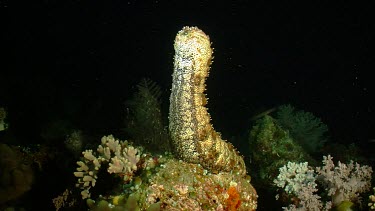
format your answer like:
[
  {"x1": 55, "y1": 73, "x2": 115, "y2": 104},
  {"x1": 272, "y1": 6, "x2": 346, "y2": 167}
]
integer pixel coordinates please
[{"x1": 169, "y1": 26, "x2": 246, "y2": 176}]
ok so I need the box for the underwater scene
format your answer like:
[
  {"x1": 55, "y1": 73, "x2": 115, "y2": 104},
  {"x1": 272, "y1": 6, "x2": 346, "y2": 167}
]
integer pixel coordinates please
[{"x1": 2, "y1": 1, "x2": 374, "y2": 211}]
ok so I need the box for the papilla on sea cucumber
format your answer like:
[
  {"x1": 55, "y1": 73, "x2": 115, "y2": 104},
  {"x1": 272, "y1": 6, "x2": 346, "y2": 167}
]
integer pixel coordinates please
[{"x1": 169, "y1": 26, "x2": 246, "y2": 176}]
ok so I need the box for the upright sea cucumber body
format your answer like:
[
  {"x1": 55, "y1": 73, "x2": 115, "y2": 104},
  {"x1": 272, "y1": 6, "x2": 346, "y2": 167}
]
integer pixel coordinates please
[{"x1": 169, "y1": 26, "x2": 246, "y2": 176}]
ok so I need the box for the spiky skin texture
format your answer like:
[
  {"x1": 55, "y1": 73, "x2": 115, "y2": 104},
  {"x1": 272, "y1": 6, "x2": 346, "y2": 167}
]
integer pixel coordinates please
[{"x1": 169, "y1": 26, "x2": 246, "y2": 176}]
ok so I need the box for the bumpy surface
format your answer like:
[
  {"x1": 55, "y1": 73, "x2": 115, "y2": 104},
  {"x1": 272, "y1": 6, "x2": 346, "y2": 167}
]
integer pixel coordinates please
[
  {"x1": 139, "y1": 159, "x2": 258, "y2": 210},
  {"x1": 169, "y1": 26, "x2": 246, "y2": 176}
]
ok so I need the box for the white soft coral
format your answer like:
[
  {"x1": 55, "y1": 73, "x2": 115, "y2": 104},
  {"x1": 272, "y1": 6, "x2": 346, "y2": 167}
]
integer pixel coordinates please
[
  {"x1": 316, "y1": 155, "x2": 372, "y2": 206},
  {"x1": 274, "y1": 155, "x2": 372, "y2": 210}
]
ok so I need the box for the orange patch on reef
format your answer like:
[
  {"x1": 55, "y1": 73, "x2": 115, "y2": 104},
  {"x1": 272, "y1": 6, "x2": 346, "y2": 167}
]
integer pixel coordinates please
[{"x1": 225, "y1": 186, "x2": 241, "y2": 211}]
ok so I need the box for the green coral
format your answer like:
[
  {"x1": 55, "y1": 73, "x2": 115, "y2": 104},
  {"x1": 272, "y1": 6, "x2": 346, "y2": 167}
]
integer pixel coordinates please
[
  {"x1": 275, "y1": 104, "x2": 328, "y2": 154},
  {"x1": 249, "y1": 115, "x2": 314, "y2": 185}
]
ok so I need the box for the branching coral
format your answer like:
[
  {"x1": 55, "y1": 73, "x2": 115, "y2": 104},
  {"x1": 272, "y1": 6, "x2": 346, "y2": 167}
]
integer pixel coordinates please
[
  {"x1": 74, "y1": 135, "x2": 141, "y2": 199},
  {"x1": 316, "y1": 155, "x2": 372, "y2": 206},
  {"x1": 274, "y1": 155, "x2": 372, "y2": 210},
  {"x1": 274, "y1": 161, "x2": 326, "y2": 211}
]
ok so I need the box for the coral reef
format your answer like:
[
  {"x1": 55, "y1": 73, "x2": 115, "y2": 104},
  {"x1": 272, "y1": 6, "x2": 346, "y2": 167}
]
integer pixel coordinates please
[
  {"x1": 169, "y1": 26, "x2": 246, "y2": 176},
  {"x1": 249, "y1": 115, "x2": 314, "y2": 185},
  {"x1": 74, "y1": 135, "x2": 258, "y2": 210},
  {"x1": 274, "y1": 155, "x2": 372, "y2": 210},
  {"x1": 316, "y1": 155, "x2": 372, "y2": 206},
  {"x1": 274, "y1": 161, "x2": 327, "y2": 210},
  {"x1": 135, "y1": 159, "x2": 257, "y2": 210},
  {"x1": 72, "y1": 26, "x2": 257, "y2": 210},
  {"x1": 275, "y1": 104, "x2": 328, "y2": 154},
  {"x1": 74, "y1": 135, "x2": 142, "y2": 199}
]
